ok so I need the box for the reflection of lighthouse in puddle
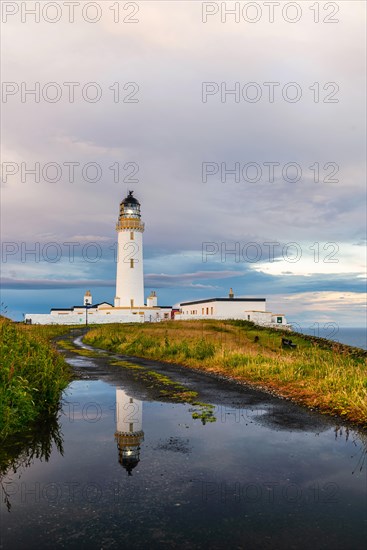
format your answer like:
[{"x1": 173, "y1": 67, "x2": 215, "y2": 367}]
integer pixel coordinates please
[{"x1": 115, "y1": 388, "x2": 144, "y2": 475}]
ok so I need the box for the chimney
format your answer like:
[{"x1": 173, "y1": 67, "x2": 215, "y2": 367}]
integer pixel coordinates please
[
  {"x1": 147, "y1": 291, "x2": 158, "y2": 308},
  {"x1": 84, "y1": 290, "x2": 92, "y2": 305}
]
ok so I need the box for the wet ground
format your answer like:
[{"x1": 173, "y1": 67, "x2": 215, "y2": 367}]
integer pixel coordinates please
[{"x1": 1, "y1": 330, "x2": 366, "y2": 549}]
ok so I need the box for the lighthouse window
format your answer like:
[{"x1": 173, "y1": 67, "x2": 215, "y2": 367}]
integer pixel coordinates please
[
  {"x1": 130, "y1": 232, "x2": 134, "y2": 240},
  {"x1": 130, "y1": 259, "x2": 134, "y2": 268}
]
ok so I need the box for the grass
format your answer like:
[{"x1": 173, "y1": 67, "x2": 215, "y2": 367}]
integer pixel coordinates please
[
  {"x1": 84, "y1": 320, "x2": 367, "y2": 427},
  {"x1": 56, "y1": 338, "x2": 107, "y2": 357},
  {"x1": 0, "y1": 317, "x2": 72, "y2": 438}
]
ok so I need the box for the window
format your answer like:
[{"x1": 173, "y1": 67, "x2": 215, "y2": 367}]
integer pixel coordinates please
[
  {"x1": 130, "y1": 232, "x2": 134, "y2": 240},
  {"x1": 210, "y1": 307, "x2": 213, "y2": 315},
  {"x1": 206, "y1": 307, "x2": 209, "y2": 315},
  {"x1": 129, "y1": 423, "x2": 134, "y2": 432},
  {"x1": 130, "y1": 259, "x2": 134, "y2": 268},
  {"x1": 247, "y1": 315, "x2": 250, "y2": 321},
  {"x1": 130, "y1": 299, "x2": 134, "y2": 308},
  {"x1": 202, "y1": 308, "x2": 204, "y2": 315}
]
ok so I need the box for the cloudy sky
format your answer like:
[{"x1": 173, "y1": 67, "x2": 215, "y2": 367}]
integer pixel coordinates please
[{"x1": 1, "y1": 1, "x2": 366, "y2": 328}]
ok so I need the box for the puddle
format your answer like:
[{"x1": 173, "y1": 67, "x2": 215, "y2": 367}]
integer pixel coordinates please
[{"x1": 1, "y1": 340, "x2": 366, "y2": 549}]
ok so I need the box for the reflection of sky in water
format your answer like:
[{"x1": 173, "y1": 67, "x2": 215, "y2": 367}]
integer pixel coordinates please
[
  {"x1": 63, "y1": 357, "x2": 95, "y2": 368},
  {"x1": 1, "y1": 379, "x2": 366, "y2": 550}
]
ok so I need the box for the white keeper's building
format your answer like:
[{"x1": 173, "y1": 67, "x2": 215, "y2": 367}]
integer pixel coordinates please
[
  {"x1": 24, "y1": 192, "x2": 288, "y2": 327},
  {"x1": 176, "y1": 288, "x2": 287, "y2": 327}
]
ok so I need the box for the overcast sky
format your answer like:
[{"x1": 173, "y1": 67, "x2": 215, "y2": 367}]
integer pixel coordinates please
[{"x1": 1, "y1": 1, "x2": 366, "y2": 328}]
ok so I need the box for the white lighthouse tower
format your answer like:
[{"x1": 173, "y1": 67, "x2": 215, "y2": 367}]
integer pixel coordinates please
[{"x1": 114, "y1": 191, "x2": 145, "y2": 308}]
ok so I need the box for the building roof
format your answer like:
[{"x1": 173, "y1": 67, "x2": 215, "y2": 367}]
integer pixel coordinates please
[
  {"x1": 72, "y1": 302, "x2": 113, "y2": 309},
  {"x1": 247, "y1": 310, "x2": 272, "y2": 313},
  {"x1": 180, "y1": 298, "x2": 266, "y2": 306},
  {"x1": 72, "y1": 305, "x2": 98, "y2": 309},
  {"x1": 50, "y1": 302, "x2": 113, "y2": 312}
]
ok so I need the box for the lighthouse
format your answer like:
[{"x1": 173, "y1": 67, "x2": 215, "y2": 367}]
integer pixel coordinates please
[
  {"x1": 114, "y1": 191, "x2": 145, "y2": 308},
  {"x1": 114, "y1": 388, "x2": 144, "y2": 475}
]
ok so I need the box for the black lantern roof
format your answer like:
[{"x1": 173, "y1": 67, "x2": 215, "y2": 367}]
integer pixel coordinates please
[{"x1": 121, "y1": 191, "x2": 140, "y2": 206}]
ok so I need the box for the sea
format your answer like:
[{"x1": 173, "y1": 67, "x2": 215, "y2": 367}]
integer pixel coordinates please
[{"x1": 293, "y1": 326, "x2": 367, "y2": 350}]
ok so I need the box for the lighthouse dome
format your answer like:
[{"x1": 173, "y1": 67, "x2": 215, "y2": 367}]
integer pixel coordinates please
[
  {"x1": 119, "y1": 191, "x2": 141, "y2": 220},
  {"x1": 122, "y1": 190, "x2": 140, "y2": 206}
]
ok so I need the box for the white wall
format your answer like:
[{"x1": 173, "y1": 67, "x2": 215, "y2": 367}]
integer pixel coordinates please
[
  {"x1": 25, "y1": 307, "x2": 172, "y2": 325},
  {"x1": 176, "y1": 300, "x2": 290, "y2": 328},
  {"x1": 179, "y1": 300, "x2": 266, "y2": 319},
  {"x1": 271, "y1": 314, "x2": 288, "y2": 325},
  {"x1": 216, "y1": 301, "x2": 266, "y2": 317},
  {"x1": 246, "y1": 311, "x2": 272, "y2": 325},
  {"x1": 24, "y1": 313, "x2": 145, "y2": 325}
]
